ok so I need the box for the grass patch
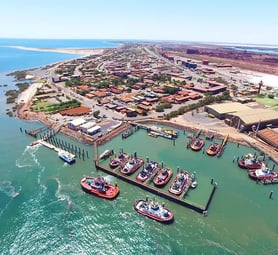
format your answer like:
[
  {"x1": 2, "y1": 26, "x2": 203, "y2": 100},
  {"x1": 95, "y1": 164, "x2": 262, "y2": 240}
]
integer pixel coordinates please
[
  {"x1": 255, "y1": 96, "x2": 278, "y2": 110},
  {"x1": 32, "y1": 101, "x2": 52, "y2": 111},
  {"x1": 31, "y1": 99, "x2": 81, "y2": 113}
]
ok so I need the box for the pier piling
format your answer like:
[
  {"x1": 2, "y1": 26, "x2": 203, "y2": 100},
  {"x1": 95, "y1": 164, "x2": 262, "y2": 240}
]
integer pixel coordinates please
[{"x1": 269, "y1": 191, "x2": 273, "y2": 199}]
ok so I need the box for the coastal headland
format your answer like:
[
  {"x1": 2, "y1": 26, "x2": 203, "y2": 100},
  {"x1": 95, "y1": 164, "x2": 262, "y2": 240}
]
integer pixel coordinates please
[{"x1": 13, "y1": 42, "x2": 278, "y2": 161}]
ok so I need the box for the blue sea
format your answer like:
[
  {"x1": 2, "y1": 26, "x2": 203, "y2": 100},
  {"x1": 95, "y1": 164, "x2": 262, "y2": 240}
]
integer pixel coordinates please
[
  {"x1": 223, "y1": 44, "x2": 278, "y2": 55},
  {"x1": 0, "y1": 39, "x2": 278, "y2": 255}
]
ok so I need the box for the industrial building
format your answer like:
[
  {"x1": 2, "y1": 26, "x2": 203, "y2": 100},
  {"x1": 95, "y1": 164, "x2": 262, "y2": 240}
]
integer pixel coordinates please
[
  {"x1": 80, "y1": 121, "x2": 96, "y2": 133},
  {"x1": 205, "y1": 102, "x2": 278, "y2": 132},
  {"x1": 257, "y1": 128, "x2": 278, "y2": 149},
  {"x1": 67, "y1": 118, "x2": 86, "y2": 131},
  {"x1": 87, "y1": 125, "x2": 101, "y2": 136}
]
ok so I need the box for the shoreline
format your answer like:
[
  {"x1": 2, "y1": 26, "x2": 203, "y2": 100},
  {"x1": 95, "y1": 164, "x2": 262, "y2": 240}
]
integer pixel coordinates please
[
  {"x1": 17, "y1": 99, "x2": 278, "y2": 163},
  {"x1": 8, "y1": 45, "x2": 106, "y2": 56},
  {"x1": 10, "y1": 42, "x2": 278, "y2": 161}
]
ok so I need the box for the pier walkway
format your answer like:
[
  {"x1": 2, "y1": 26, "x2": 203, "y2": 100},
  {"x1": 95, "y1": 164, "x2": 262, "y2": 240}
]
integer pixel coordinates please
[{"x1": 31, "y1": 139, "x2": 76, "y2": 158}]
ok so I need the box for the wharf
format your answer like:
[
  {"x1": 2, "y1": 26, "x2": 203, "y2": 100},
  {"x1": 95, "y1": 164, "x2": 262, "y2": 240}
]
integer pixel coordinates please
[
  {"x1": 132, "y1": 123, "x2": 177, "y2": 139},
  {"x1": 95, "y1": 161, "x2": 216, "y2": 214},
  {"x1": 31, "y1": 139, "x2": 76, "y2": 158}
]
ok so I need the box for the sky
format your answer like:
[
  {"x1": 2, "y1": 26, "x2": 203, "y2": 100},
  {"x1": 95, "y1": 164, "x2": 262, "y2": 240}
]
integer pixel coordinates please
[{"x1": 1, "y1": 0, "x2": 278, "y2": 45}]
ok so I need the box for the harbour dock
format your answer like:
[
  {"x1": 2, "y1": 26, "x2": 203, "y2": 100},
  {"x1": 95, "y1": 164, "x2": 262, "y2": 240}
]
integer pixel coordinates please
[
  {"x1": 95, "y1": 151, "x2": 217, "y2": 214},
  {"x1": 31, "y1": 139, "x2": 76, "y2": 159},
  {"x1": 132, "y1": 122, "x2": 178, "y2": 139}
]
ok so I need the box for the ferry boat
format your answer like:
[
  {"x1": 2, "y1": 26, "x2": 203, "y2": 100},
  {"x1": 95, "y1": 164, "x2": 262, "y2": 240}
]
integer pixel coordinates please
[
  {"x1": 80, "y1": 176, "x2": 119, "y2": 199},
  {"x1": 248, "y1": 164, "x2": 278, "y2": 180},
  {"x1": 120, "y1": 157, "x2": 144, "y2": 175},
  {"x1": 134, "y1": 198, "x2": 174, "y2": 223},
  {"x1": 190, "y1": 138, "x2": 205, "y2": 151},
  {"x1": 58, "y1": 150, "x2": 76, "y2": 164},
  {"x1": 206, "y1": 142, "x2": 221, "y2": 156},
  {"x1": 136, "y1": 161, "x2": 159, "y2": 182},
  {"x1": 153, "y1": 167, "x2": 173, "y2": 187},
  {"x1": 109, "y1": 152, "x2": 130, "y2": 168},
  {"x1": 238, "y1": 153, "x2": 264, "y2": 169},
  {"x1": 169, "y1": 171, "x2": 190, "y2": 195}
]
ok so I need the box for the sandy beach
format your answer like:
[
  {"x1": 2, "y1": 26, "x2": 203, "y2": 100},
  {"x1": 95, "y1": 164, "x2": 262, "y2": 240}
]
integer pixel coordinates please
[
  {"x1": 9, "y1": 46, "x2": 105, "y2": 56},
  {"x1": 17, "y1": 82, "x2": 44, "y2": 104}
]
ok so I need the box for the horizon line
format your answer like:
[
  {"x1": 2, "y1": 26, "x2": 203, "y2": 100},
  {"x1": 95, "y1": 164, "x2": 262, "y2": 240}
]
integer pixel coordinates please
[{"x1": 1, "y1": 37, "x2": 278, "y2": 48}]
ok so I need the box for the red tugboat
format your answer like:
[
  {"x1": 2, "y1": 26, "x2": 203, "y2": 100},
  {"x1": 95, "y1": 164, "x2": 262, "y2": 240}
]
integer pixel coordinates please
[
  {"x1": 136, "y1": 160, "x2": 159, "y2": 182},
  {"x1": 80, "y1": 176, "x2": 119, "y2": 199},
  {"x1": 206, "y1": 142, "x2": 221, "y2": 156},
  {"x1": 134, "y1": 198, "x2": 174, "y2": 223},
  {"x1": 153, "y1": 167, "x2": 173, "y2": 187},
  {"x1": 109, "y1": 151, "x2": 130, "y2": 168},
  {"x1": 169, "y1": 171, "x2": 190, "y2": 195},
  {"x1": 248, "y1": 163, "x2": 278, "y2": 180},
  {"x1": 238, "y1": 153, "x2": 264, "y2": 169},
  {"x1": 120, "y1": 157, "x2": 144, "y2": 175},
  {"x1": 190, "y1": 138, "x2": 205, "y2": 151}
]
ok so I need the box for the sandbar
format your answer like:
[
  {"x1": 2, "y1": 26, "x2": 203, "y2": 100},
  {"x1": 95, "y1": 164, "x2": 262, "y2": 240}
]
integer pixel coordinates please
[{"x1": 8, "y1": 46, "x2": 105, "y2": 56}]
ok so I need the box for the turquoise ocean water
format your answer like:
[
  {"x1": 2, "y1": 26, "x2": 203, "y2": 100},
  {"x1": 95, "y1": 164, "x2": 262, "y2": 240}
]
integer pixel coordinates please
[{"x1": 0, "y1": 39, "x2": 278, "y2": 255}]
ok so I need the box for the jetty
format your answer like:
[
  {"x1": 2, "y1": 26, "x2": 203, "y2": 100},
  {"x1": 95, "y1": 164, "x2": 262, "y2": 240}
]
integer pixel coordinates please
[
  {"x1": 94, "y1": 149, "x2": 216, "y2": 215},
  {"x1": 26, "y1": 126, "x2": 50, "y2": 138},
  {"x1": 30, "y1": 139, "x2": 76, "y2": 159},
  {"x1": 205, "y1": 129, "x2": 215, "y2": 140},
  {"x1": 132, "y1": 123, "x2": 178, "y2": 139}
]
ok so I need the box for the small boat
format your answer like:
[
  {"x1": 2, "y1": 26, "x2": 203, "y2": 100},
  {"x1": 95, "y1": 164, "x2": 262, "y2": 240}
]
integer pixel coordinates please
[
  {"x1": 248, "y1": 164, "x2": 278, "y2": 180},
  {"x1": 238, "y1": 153, "x2": 264, "y2": 169},
  {"x1": 58, "y1": 150, "x2": 76, "y2": 164},
  {"x1": 162, "y1": 128, "x2": 178, "y2": 138},
  {"x1": 191, "y1": 181, "x2": 198, "y2": 189},
  {"x1": 80, "y1": 176, "x2": 120, "y2": 199},
  {"x1": 153, "y1": 167, "x2": 173, "y2": 187},
  {"x1": 134, "y1": 198, "x2": 174, "y2": 223},
  {"x1": 190, "y1": 172, "x2": 198, "y2": 189},
  {"x1": 99, "y1": 149, "x2": 113, "y2": 160},
  {"x1": 136, "y1": 161, "x2": 159, "y2": 182},
  {"x1": 169, "y1": 171, "x2": 190, "y2": 195},
  {"x1": 29, "y1": 140, "x2": 40, "y2": 147},
  {"x1": 206, "y1": 142, "x2": 221, "y2": 156},
  {"x1": 148, "y1": 131, "x2": 158, "y2": 138},
  {"x1": 109, "y1": 152, "x2": 130, "y2": 168},
  {"x1": 120, "y1": 157, "x2": 144, "y2": 175},
  {"x1": 190, "y1": 138, "x2": 205, "y2": 151}
]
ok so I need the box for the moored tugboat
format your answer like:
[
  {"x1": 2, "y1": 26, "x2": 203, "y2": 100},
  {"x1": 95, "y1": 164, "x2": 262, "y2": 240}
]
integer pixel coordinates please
[
  {"x1": 169, "y1": 171, "x2": 190, "y2": 195},
  {"x1": 190, "y1": 138, "x2": 205, "y2": 151},
  {"x1": 134, "y1": 197, "x2": 174, "y2": 223},
  {"x1": 153, "y1": 167, "x2": 173, "y2": 187},
  {"x1": 120, "y1": 156, "x2": 144, "y2": 175},
  {"x1": 109, "y1": 151, "x2": 130, "y2": 168},
  {"x1": 238, "y1": 153, "x2": 264, "y2": 169},
  {"x1": 136, "y1": 160, "x2": 159, "y2": 182},
  {"x1": 248, "y1": 163, "x2": 278, "y2": 181},
  {"x1": 80, "y1": 176, "x2": 119, "y2": 199},
  {"x1": 206, "y1": 142, "x2": 221, "y2": 156}
]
